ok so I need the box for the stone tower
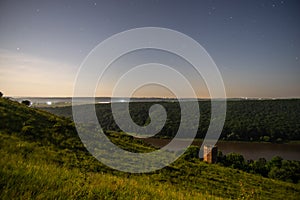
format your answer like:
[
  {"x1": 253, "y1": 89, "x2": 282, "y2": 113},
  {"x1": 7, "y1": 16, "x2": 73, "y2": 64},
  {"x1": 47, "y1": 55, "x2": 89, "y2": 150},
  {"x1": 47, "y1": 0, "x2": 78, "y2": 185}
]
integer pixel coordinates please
[{"x1": 203, "y1": 145, "x2": 218, "y2": 164}]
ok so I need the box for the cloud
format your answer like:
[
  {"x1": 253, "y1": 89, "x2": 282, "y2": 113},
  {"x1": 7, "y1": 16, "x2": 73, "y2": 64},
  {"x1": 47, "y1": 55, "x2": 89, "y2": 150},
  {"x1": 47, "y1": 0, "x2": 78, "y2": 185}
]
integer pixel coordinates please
[{"x1": 0, "y1": 49, "x2": 78, "y2": 97}]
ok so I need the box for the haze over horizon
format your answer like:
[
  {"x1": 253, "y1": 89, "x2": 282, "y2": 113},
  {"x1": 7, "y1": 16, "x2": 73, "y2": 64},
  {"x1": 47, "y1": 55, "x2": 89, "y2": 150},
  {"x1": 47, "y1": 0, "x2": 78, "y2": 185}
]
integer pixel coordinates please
[{"x1": 0, "y1": 0, "x2": 299, "y2": 98}]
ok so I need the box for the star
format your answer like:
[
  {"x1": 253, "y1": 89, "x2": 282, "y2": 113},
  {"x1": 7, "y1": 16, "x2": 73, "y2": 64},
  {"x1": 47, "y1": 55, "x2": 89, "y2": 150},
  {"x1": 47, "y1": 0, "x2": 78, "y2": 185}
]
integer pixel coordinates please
[{"x1": 16, "y1": 47, "x2": 20, "y2": 51}]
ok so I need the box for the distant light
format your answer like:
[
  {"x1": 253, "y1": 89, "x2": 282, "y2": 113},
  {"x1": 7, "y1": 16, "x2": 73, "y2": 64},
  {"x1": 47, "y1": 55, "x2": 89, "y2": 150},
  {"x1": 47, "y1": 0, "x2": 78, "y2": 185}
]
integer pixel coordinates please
[
  {"x1": 98, "y1": 101, "x2": 110, "y2": 104},
  {"x1": 46, "y1": 101, "x2": 52, "y2": 105},
  {"x1": 120, "y1": 99, "x2": 125, "y2": 103}
]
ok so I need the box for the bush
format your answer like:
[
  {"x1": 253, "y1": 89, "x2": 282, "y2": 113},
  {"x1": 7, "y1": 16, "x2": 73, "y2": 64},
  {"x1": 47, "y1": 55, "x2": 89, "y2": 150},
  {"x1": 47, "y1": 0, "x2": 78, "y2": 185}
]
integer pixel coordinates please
[
  {"x1": 21, "y1": 100, "x2": 31, "y2": 106},
  {"x1": 223, "y1": 153, "x2": 246, "y2": 170}
]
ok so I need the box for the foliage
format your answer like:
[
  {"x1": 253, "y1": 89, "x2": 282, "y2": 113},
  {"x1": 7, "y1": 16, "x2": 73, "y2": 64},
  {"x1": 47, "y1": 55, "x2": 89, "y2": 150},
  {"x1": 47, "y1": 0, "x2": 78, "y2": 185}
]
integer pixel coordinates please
[
  {"x1": 217, "y1": 152, "x2": 300, "y2": 183},
  {"x1": 42, "y1": 99, "x2": 300, "y2": 142},
  {"x1": 21, "y1": 99, "x2": 31, "y2": 106}
]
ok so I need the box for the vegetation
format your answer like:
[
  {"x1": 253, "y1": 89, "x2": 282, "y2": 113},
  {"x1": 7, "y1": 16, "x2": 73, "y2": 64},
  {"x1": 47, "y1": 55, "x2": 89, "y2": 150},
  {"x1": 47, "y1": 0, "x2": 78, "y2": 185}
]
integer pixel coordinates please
[
  {"x1": 1, "y1": 98, "x2": 300, "y2": 199},
  {"x1": 217, "y1": 151, "x2": 300, "y2": 183},
  {"x1": 21, "y1": 99, "x2": 31, "y2": 106},
  {"x1": 43, "y1": 99, "x2": 300, "y2": 142}
]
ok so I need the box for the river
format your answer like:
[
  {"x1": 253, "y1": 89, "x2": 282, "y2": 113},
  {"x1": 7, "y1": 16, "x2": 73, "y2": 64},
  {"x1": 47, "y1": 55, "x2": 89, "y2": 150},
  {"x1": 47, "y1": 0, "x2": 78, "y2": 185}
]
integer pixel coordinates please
[{"x1": 143, "y1": 138, "x2": 300, "y2": 161}]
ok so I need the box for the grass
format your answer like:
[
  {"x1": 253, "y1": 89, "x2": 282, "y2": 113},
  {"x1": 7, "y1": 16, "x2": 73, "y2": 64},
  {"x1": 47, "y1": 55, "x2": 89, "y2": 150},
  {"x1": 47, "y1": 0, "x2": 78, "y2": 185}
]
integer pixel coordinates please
[{"x1": 0, "y1": 134, "x2": 219, "y2": 200}]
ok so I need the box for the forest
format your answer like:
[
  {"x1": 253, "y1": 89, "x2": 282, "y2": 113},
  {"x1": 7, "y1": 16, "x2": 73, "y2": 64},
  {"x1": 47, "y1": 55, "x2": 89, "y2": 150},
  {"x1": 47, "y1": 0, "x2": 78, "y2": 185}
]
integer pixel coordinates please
[{"x1": 43, "y1": 99, "x2": 300, "y2": 143}]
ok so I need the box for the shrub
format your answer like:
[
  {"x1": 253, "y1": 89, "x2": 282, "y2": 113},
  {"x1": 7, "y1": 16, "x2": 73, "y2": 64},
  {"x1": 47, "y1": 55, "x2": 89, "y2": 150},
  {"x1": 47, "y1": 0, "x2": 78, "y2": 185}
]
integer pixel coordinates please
[{"x1": 21, "y1": 100, "x2": 31, "y2": 106}]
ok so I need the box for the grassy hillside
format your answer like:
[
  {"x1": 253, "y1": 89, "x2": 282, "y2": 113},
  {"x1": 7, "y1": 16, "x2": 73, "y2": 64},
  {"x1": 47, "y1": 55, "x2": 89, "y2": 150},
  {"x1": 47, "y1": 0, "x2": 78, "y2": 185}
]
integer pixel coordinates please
[{"x1": 1, "y1": 97, "x2": 300, "y2": 199}]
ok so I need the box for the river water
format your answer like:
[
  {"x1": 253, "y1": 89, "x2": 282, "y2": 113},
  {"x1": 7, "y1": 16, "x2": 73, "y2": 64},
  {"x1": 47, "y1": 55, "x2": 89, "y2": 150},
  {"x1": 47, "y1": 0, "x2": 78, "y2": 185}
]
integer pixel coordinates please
[{"x1": 143, "y1": 138, "x2": 300, "y2": 161}]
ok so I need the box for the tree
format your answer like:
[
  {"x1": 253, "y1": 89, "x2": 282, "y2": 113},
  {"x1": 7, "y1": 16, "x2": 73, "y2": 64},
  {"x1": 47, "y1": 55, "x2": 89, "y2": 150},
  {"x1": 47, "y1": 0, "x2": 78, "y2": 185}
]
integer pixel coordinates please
[
  {"x1": 223, "y1": 153, "x2": 246, "y2": 170},
  {"x1": 0, "y1": 91, "x2": 3, "y2": 98},
  {"x1": 268, "y1": 156, "x2": 283, "y2": 169},
  {"x1": 251, "y1": 158, "x2": 268, "y2": 177},
  {"x1": 21, "y1": 100, "x2": 31, "y2": 106}
]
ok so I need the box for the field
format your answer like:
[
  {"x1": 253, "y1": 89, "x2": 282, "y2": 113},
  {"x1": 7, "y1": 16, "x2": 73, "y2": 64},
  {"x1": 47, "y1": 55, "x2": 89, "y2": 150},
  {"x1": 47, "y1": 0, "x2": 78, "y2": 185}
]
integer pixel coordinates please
[{"x1": 1, "y1": 97, "x2": 300, "y2": 199}]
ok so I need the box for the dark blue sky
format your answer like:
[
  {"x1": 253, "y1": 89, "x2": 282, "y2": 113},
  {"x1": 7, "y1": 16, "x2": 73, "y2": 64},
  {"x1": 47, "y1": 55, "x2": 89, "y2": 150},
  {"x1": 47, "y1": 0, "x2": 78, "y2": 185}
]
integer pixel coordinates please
[{"x1": 0, "y1": 0, "x2": 299, "y2": 97}]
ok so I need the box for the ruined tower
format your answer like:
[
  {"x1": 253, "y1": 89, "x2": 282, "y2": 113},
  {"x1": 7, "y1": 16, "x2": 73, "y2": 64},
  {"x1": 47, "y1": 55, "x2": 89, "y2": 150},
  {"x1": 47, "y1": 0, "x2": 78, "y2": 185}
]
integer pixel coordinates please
[{"x1": 203, "y1": 145, "x2": 218, "y2": 164}]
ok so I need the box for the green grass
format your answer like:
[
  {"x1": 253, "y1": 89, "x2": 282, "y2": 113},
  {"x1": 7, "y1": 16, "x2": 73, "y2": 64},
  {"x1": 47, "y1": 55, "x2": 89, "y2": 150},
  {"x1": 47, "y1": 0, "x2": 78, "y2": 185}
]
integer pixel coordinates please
[
  {"x1": 0, "y1": 134, "x2": 219, "y2": 200},
  {"x1": 1, "y1": 97, "x2": 300, "y2": 199}
]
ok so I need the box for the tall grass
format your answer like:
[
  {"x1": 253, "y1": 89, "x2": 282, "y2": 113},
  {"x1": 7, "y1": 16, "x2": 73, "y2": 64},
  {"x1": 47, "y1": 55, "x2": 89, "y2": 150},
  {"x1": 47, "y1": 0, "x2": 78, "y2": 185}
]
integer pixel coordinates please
[{"x1": 0, "y1": 148, "x2": 219, "y2": 200}]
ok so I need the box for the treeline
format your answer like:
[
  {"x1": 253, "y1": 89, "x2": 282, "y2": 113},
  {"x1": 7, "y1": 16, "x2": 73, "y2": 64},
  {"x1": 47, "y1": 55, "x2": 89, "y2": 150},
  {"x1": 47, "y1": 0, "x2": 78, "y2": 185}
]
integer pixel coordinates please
[
  {"x1": 182, "y1": 146, "x2": 300, "y2": 184},
  {"x1": 42, "y1": 99, "x2": 300, "y2": 142},
  {"x1": 217, "y1": 152, "x2": 300, "y2": 184}
]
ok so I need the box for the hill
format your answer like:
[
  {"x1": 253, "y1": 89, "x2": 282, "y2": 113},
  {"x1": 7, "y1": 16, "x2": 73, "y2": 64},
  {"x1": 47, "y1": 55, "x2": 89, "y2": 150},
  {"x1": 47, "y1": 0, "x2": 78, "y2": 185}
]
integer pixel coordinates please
[{"x1": 1, "y1": 97, "x2": 300, "y2": 199}]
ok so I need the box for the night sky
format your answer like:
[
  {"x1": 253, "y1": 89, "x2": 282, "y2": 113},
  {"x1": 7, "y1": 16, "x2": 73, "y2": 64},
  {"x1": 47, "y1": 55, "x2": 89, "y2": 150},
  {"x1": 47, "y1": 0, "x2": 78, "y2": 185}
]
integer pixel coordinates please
[{"x1": 0, "y1": 0, "x2": 299, "y2": 98}]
